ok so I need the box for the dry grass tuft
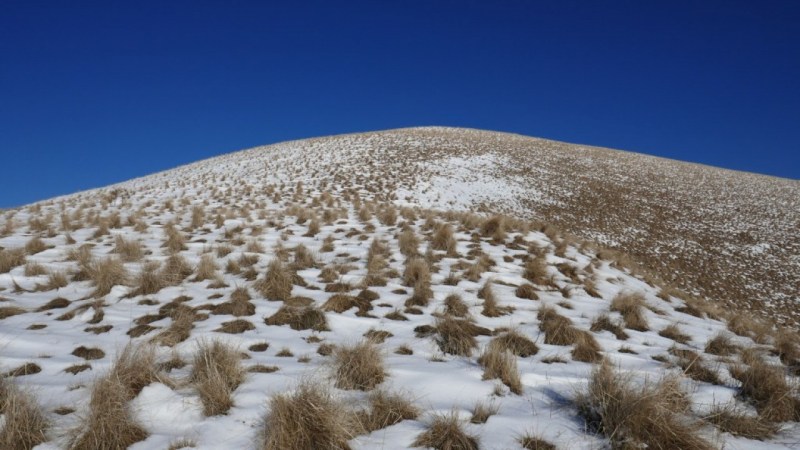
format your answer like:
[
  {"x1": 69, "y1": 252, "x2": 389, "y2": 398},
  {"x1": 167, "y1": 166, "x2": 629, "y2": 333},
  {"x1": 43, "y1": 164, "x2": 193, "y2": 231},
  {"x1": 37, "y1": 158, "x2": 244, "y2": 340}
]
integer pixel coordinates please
[
  {"x1": 435, "y1": 316, "x2": 480, "y2": 356},
  {"x1": 254, "y1": 259, "x2": 293, "y2": 301},
  {"x1": 470, "y1": 400, "x2": 498, "y2": 424},
  {"x1": 0, "y1": 247, "x2": 26, "y2": 274},
  {"x1": 215, "y1": 319, "x2": 255, "y2": 334},
  {"x1": 659, "y1": 324, "x2": 692, "y2": 344},
  {"x1": 523, "y1": 256, "x2": 550, "y2": 285},
  {"x1": 191, "y1": 340, "x2": 245, "y2": 416},
  {"x1": 705, "y1": 404, "x2": 779, "y2": 440},
  {"x1": 322, "y1": 294, "x2": 371, "y2": 315},
  {"x1": 481, "y1": 215, "x2": 507, "y2": 242},
  {"x1": 730, "y1": 354, "x2": 800, "y2": 422},
  {"x1": 260, "y1": 381, "x2": 358, "y2": 450},
  {"x1": 0, "y1": 380, "x2": 50, "y2": 449},
  {"x1": 519, "y1": 434, "x2": 557, "y2": 450},
  {"x1": 332, "y1": 340, "x2": 386, "y2": 391},
  {"x1": 571, "y1": 331, "x2": 603, "y2": 363},
  {"x1": 194, "y1": 254, "x2": 219, "y2": 281},
  {"x1": 704, "y1": 333, "x2": 739, "y2": 356},
  {"x1": 265, "y1": 305, "x2": 329, "y2": 331},
  {"x1": 72, "y1": 346, "x2": 105, "y2": 360},
  {"x1": 412, "y1": 411, "x2": 478, "y2": 450},
  {"x1": 152, "y1": 306, "x2": 196, "y2": 346},
  {"x1": 25, "y1": 236, "x2": 50, "y2": 255},
  {"x1": 478, "y1": 346, "x2": 523, "y2": 394},
  {"x1": 87, "y1": 257, "x2": 129, "y2": 298},
  {"x1": 590, "y1": 314, "x2": 629, "y2": 340},
  {"x1": 69, "y1": 344, "x2": 163, "y2": 449},
  {"x1": 489, "y1": 330, "x2": 539, "y2": 357},
  {"x1": 610, "y1": 292, "x2": 650, "y2": 332},
  {"x1": 538, "y1": 306, "x2": 581, "y2": 345},
  {"x1": 479, "y1": 281, "x2": 512, "y2": 317},
  {"x1": 113, "y1": 235, "x2": 144, "y2": 262},
  {"x1": 359, "y1": 389, "x2": 419, "y2": 432},
  {"x1": 398, "y1": 227, "x2": 420, "y2": 256},
  {"x1": 0, "y1": 305, "x2": 27, "y2": 320},
  {"x1": 443, "y1": 293, "x2": 469, "y2": 317},
  {"x1": 577, "y1": 362, "x2": 713, "y2": 450},
  {"x1": 515, "y1": 283, "x2": 539, "y2": 300}
]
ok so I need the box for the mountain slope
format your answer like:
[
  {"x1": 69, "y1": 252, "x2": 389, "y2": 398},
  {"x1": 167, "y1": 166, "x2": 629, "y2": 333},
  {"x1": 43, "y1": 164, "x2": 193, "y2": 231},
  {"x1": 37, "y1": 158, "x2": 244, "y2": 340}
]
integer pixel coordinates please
[
  {"x1": 117, "y1": 127, "x2": 800, "y2": 324},
  {"x1": 1, "y1": 127, "x2": 798, "y2": 449}
]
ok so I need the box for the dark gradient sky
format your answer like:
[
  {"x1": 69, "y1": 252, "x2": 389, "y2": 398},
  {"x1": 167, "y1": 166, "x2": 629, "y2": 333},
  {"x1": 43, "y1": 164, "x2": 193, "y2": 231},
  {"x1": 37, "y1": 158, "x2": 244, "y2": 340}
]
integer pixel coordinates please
[{"x1": 1, "y1": 0, "x2": 798, "y2": 207}]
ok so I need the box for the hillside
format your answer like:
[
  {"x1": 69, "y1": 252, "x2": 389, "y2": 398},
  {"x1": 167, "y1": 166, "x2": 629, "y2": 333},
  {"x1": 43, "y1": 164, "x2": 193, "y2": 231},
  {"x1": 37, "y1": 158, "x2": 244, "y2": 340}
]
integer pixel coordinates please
[{"x1": 1, "y1": 127, "x2": 799, "y2": 449}]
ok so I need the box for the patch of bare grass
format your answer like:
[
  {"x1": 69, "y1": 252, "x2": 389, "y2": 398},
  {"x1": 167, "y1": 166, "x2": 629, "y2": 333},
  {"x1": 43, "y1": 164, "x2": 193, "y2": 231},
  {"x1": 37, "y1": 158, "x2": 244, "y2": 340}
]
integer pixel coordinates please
[
  {"x1": 332, "y1": 340, "x2": 386, "y2": 391},
  {"x1": 191, "y1": 340, "x2": 245, "y2": 416}
]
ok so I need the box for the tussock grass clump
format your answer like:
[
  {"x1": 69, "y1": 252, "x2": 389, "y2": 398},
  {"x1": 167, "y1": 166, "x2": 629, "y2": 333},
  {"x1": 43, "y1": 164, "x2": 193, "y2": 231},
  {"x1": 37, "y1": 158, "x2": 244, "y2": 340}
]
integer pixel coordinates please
[
  {"x1": 211, "y1": 287, "x2": 255, "y2": 316},
  {"x1": 430, "y1": 223, "x2": 458, "y2": 256},
  {"x1": 161, "y1": 254, "x2": 194, "y2": 286},
  {"x1": 359, "y1": 389, "x2": 419, "y2": 432},
  {"x1": 537, "y1": 306, "x2": 580, "y2": 345},
  {"x1": 0, "y1": 247, "x2": 26, "y2": 273},
  {"x1": 412, "y1": 411, "x2": 478, "y2": 450},
  {"x1": 191, "y1": 340, "x2": 245, "y2": 416},
  {"x1": 480, "y1": 215, "x2": 507, "y2": 242},
  {"x1": 42, "y1": 271, "x2": 69, "y2": 291},
  {"x1": 515, "y1": 283, "x2": 539, "y2": 300},
  {"x1": 193, "y1": 254, "x2": 219, "y2": 281},
  {"x1": 322, "y1": 294, "x2": 372, "y2": 315},
  {"x1": 162, "y1": 224, "x2": 187, "y2": 253},
  {"x1": 470, "y1": 400, "x2": 498, "y2": 424},
  {"x1": 69, "y1": 344, "x2": 163, "y2": 449},
  {"x1": 24, "y1": 262, "x2": 48, "y2": 276},
  {"x1": 479, "y1": 281, "x2": 512, "y2": 317},
  {"x1": 403, "y1": 257, "x2": 430, "y2": 287},
  {"x1": 668, "y1": 348, "x2": 722, "y2": 385},
  {"x1": 4, "y1": 362, "x2": 42, "y2": 377},
  {"x1": 72, "y1": 346, "x2": 105, "y2": 360},
  {"x1": 398, "y1": 227, "x2": 420, "y2": 256},
  {"x1": 215, "y1": 319, "x2": 255, "y2": 334},
  {"x1": 705, "y1": 404, "x2": 779, "y2": 440},
  {"x1": 332, "y1": 340, "x2": 386, "y2": 391},
  {"x1": 726, "y1": 314, "x2": 773, "y2": 344},
  {"x1": 704, "y1": 333, "x2": 739, "y2": 356},
  {"x1": 113, "y1": 235, "x2": 144, "y2": 262},
  {"x1": 610, "y1": 292, "x2": 650, "y2": 332},
  {"x1": 265, "y1": 305, "x2": 329, "y2": 331},
  {"x1": 0, "y1": 305, "x2": 27, "y2": 320},
  {"x1": 659, "y1": 324, "x2": 692, "y2": 344},
  {"x1": 0, "y1": 380, "x2": 50, "y2": 449},
  {"x1": 37, "y1": 297, "x2": 70, "y2": 311},
  {"x1": 478, "y1": 346, "x2": 523, "y2": 394},
  {"x1": 590, "y1": 314, "x2": 629, "y2": 340},
  {"x1": 260, "y1": 381, "x2": 358, "y2": 450},
  {"x1": 730, "y1": 354, "x2": 800, "y2": 422},
  {"x1": 519, "y1": 434, "x2": 556, "y2": 450},
  {"x1": 523, "y1": 256, "x2": 549, "y2": 285},
  {"x1": 128, "y1": 260, "x2": 163, "y2": 296},
  {"x1": 434, "y1": 316, "x2": 487, "y2": 356},
  {"x1": 773, "y1": 330, "x2": 800, "y2": 369},
  {"x1": 152, "y1": 306, "x2": 196, "y2": 347},
  {"x1": 254, "y1": 259, "x2": 293, "y2": 301},
  {"x1": 577, "y1": 363, "x2": 713, "y2": 450},
  {"x1": 489, "y1": 330, "x2": 539, "y2": 357},
  {"x1": 444, "y1": 293, "x2": 469, "y2": 317},
  {"x1": 25, "y1": 236, "x2": 50, "y2": 255},
  {"x1": 90, "y1": 257, "x2": 129, "y2": 297},
  {"x1": 572, "y1": 331, "x2": 603, "y2": 363}
]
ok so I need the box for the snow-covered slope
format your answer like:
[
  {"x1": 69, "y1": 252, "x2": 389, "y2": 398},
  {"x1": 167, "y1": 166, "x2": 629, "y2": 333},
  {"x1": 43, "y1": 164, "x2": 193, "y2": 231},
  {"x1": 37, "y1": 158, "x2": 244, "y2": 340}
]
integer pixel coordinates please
[{"x1": 1, "y1": 127, "x2": 799, "y2": 449}]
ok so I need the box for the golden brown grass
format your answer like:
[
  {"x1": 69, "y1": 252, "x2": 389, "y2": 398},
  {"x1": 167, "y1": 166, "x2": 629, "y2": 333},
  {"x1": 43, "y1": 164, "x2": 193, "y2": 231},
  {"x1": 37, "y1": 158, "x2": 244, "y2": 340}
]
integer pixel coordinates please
[
  {"x1": 519, "y1": 434, "x2": 557, "y2": 450},
  {"x1": 254, "y1": 259, "x2": 293, "y2": 301},
  {"x1": 265, "y1": 305, "x2": 329, "y2": 331},
  {"x1": 332, "y1": 340, "x2": 386, "y2": 391},
  {"x1": 162, "y1": 224, "x2": 187, "y2": 253},
  {"x1": 515, "y1": 283, "x2": 539, "y2": 300},
  {"x1": 590, "y1": 314, "x2": 629, "y2": 340},
  {"x1": 478, "y1": 346, "x2": 523, "y2": 394},
  {"x1": 152, "y1": 306, "x2": 196, "y2": 347},
  {"x1": 730, "y1": 353, "x2": 800, "y2": 422},
  {"x1": 0, "y1": 380, "x2": 49, "y2": 449},
  {"x1": 488, "y1": 330, "x2": 539, "y2": 357},
  {"x1": 435, "y1": 316, "x2": 479, "y2": 356},
  {"x1": 69, "y1": 344, "x2": 164, "y2": 449},
  {"x1": 523, "y1": 256, "x2": 550, "y2": 285},
  {"x1": 193, "y1": 254, "x2": 219, "y2": 281},
  {"x1": 359, "y1": 389, "x2": 419, "y2": 433},
  {"x1": 86, "y1": 257, "x2": 128, "y2": 298},
  {"x1": 24, "y1": 262, "x2": 48, "y2": 276},
  {"x1": 403, "y1": 257, "x2": 430, "y2": 287},
  {"x1": 470, "y1": 400, "x2": 498, "y2": 424},
  {"x1": 322, "y1": 294, "x2": 372, "y2": 315},
  {"x1": 113, "y1": 235, "x2": 144, "y2": 262},
  {"x1": 610, "y1": 292, "x2": 650, "y2": 332},
  {"x1": 571, "y1": 331, "x2": 603, "y2": 363},
  {"x1": 25, "y1": 236, "x2": 50, "y2": 255},
  {"x1": 479, "y1": 280, "x2": 512, "y2": 317},
  {"x1": 659, "y1": 324, "x2": 692, "y2": 344},
  {"x1": 705, "y1": 404, "x2": 779, "y2": 440},
  {"x1": 443, "y1": 293, "x2": 469, "y2": 317},
  {"x1": 538, "y1": 306, "x2": 580, "y2": 345},
  {"x1": 0, "y1": 305, "x2": 27, "y2": 320},
  {"x1": 215, "y1": 319, "x2": 255, "y2": 334},
  {"x1": 260, "y1": 381, "x2": 358, "y2": 450},
  {"x1": 430, "y1": 223, "x2": 458, "y2": 256},
  {"x1": 704, "y1": 333, "x2": 739, "y2": 356},
  {"x1": 0, "y1": 247, "x2": 27, "y2": 274},
  {"x1": 412, "y1": 411, "x2": 478, "y2": 450},
  {"x1": 576, "y1": 362, "x2": 713, "y2": 450},
  {"x1": 398, "y1": 227, "x2": 420, "y2": 256},
  {"x1": 191, "y1": 340, "x2": 246, "y2": 416}
]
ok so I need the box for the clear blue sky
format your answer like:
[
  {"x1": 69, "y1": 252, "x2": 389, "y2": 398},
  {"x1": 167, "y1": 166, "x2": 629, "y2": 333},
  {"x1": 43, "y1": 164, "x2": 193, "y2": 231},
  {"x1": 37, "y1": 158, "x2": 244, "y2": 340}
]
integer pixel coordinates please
[{"x1": 1, "y1": 1, "x2": 798, "y2": 207}]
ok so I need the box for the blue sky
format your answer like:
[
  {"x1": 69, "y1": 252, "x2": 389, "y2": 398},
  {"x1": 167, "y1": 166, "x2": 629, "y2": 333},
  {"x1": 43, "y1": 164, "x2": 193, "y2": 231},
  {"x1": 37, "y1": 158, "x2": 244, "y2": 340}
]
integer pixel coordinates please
[{"x1": 1, "y1": 0, "x2": 798, "y2": 207}]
